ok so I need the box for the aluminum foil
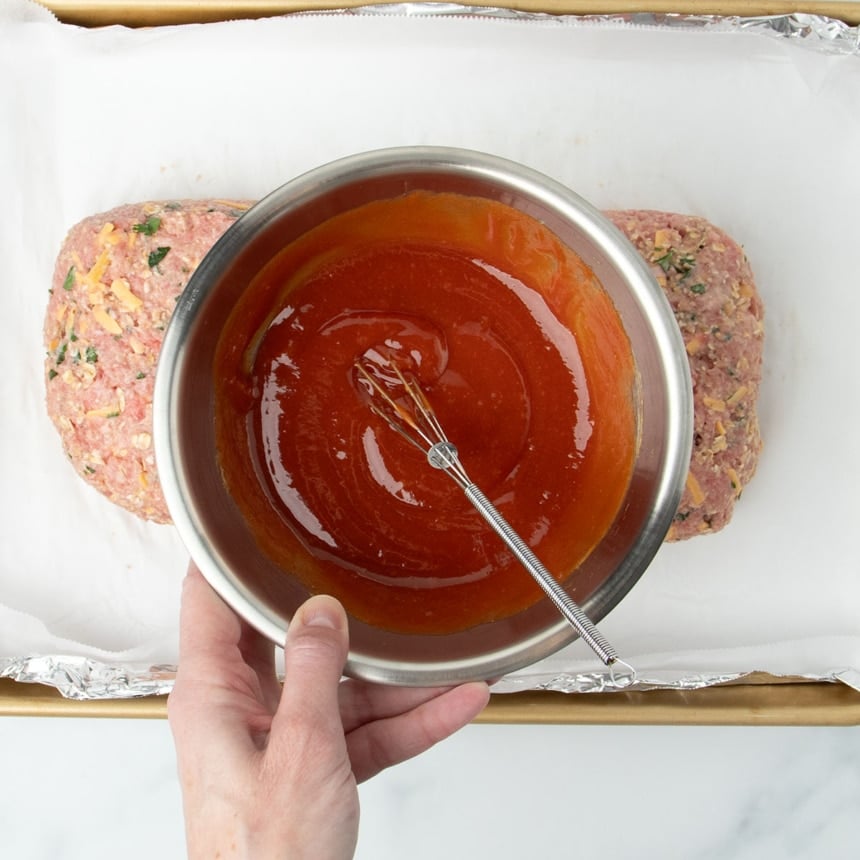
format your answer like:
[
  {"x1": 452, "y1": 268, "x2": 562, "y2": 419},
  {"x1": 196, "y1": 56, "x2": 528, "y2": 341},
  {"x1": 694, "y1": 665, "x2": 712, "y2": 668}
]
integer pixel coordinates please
[
  {"x1": 4, "y1": 652, "x2": 857, "y2": 699},
  {"x1": 2, "y1": 654, "x2": 176, "y2": 700},
  {"x1": 494, "y1": 667, "x2": 860, "y2": 694},
  {"x1": 4, "y1": 4, "x2": 858, "y2": 702},
  {"x1": 335, "y1": 4, "x2": 860, "y2": 56},
  {"x1": 0, "y1": 653, "x2": 766, "y2": 698}
]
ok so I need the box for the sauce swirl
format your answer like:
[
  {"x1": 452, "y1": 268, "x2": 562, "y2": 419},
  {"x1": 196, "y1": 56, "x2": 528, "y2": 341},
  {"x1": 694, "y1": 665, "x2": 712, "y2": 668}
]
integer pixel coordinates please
[{"x1": 215, "y1": 191, "x2": 637, "y2": 634}]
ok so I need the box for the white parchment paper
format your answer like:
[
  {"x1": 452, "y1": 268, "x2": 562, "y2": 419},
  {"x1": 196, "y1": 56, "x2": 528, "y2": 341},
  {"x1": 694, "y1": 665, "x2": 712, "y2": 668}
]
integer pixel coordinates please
[{"x1": 2, "y1": 2, "x2": 859, "y2": 696}]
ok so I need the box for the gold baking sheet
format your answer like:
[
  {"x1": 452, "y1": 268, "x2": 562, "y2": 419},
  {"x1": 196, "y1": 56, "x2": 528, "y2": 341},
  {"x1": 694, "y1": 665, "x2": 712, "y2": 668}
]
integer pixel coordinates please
[
  {"x1": 6, "y1": 1, "x2": 858, "y2": 724},
  {"x1": 36, "y1": 0, "x2": 860, "y2": 27},
  {"x1": 2, "y1": 677, "x2": 860, "y2": 725}
]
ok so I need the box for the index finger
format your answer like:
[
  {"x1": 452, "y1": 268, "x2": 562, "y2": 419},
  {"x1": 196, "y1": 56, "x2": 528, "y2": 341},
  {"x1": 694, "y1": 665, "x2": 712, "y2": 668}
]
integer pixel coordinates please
[
  {"x1": 169, "y1": 564, "x2": 277, "y2": 749},
  {"x1": 176, "y1": 564, "x2": 244, "y2": 680}
]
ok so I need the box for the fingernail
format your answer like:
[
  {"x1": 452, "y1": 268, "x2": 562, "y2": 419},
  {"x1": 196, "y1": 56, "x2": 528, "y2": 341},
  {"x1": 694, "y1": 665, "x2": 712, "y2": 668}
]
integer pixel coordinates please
[
  {"x1": 304, "y1": 609, "x2": 338, "y2": 629},
  {"x1": 300, "y1": 597, "x2": 342, "y2": 630}
]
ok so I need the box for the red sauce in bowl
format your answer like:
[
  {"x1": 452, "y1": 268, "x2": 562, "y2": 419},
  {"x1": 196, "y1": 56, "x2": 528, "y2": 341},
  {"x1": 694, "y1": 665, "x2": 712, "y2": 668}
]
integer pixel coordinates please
[{"x1": 214, "y1": 191, "x2": 638, "y2": 634}]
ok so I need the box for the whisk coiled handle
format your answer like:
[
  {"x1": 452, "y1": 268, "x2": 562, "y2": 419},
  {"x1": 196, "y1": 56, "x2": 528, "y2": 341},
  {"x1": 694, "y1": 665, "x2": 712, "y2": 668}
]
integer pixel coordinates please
[{"x1": 464, "y1": 483, "x2": 623, "y2": 670}]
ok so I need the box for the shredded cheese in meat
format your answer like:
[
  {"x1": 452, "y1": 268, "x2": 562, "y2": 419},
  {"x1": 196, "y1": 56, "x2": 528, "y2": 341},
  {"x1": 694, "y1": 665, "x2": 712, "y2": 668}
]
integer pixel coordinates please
[
  {"x1": 93, "y1": 306, "x2": 122, "y2": 335},
  {"x1": 83, "y1": 247, "x2": 111, "y2": 288},
  {"x1": 685, "y1": 335, "x2": 703, "y2": 355},
  {"x1": 726, "y1": 386, "x2": 748, "y2": 407},
  {"x1": 110, "y1": 277, "x2": 143, "y2": 311},
  {"x1": 85, "y1": 405, "x2": 120, "y2": 419},
  {"x1": 96, "y1": 222, "x2": 120, "y2": 245},
  {"x1": 653, "y1": 228, "x2": 673, "y2": 248},
  {"x1": 726, "y1": 468, "x2": 742, "y2": 497},
  {"x1": 213, "y1": 200, "x2": 252, "y2": 211},
  {"x1": 685, "y1": 472, "x2": 706, "y2": 507}
]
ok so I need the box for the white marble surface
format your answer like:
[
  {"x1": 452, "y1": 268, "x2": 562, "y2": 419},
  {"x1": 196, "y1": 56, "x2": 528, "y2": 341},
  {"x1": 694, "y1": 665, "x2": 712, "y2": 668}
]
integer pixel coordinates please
[{"x1": 1, "y1": 715, "x2": 858, "y2": 859}]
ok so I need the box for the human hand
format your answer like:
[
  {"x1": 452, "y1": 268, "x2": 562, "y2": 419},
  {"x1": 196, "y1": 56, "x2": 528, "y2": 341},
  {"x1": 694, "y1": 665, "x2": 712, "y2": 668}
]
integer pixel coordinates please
[{"x1": 168, "y1": 564, "x2": 490, "y2": 860}]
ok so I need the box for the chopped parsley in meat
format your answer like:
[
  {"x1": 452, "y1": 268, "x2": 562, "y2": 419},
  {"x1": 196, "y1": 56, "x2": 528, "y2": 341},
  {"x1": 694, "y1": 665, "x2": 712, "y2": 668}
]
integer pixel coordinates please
[
  {"x1": 133, "y1": 216, "x2": 162, "y2": 236},
  {"x1": 148, "y1": 246, "x2": 171, "y2": 268}
]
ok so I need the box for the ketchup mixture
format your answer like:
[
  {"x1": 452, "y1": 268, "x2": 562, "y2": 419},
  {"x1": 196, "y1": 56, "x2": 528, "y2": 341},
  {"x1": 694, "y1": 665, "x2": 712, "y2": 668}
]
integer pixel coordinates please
[{"x1": 214, "y1": 191, "x2": 638, "y2": 634}]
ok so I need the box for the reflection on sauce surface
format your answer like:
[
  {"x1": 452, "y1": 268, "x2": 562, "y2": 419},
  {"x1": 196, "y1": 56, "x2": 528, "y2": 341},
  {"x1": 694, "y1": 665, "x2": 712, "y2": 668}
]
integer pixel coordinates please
[{"x1": 214, "y1": 191, "x2": 638, "y2": 634}]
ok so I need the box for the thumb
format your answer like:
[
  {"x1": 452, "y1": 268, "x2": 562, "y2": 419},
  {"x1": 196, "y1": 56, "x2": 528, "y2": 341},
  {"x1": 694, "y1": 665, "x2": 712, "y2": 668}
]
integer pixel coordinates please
[{"x1": 271, "y1": 595, "x2": 349, "y2": 737}]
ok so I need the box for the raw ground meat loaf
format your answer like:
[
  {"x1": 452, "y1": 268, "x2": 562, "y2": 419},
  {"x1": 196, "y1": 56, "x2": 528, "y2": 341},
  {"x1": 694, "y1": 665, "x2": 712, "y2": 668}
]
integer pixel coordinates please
[
  {"x1": 45, "y1": 202, "x2": 763, "y2": 540},
  {"x1": 607, "y1": 210, "x2": 764, "y2": 541},
  {"x1": 44, "y1": 200, "x2": 251, "y2": 522}
]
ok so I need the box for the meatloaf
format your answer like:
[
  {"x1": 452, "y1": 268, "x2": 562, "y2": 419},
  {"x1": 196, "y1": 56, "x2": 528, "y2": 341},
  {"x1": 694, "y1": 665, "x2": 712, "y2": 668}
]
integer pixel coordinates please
[
  {"x1": 45, "y1": 202, "x2": 763, "y2": 540},
  {"x1": 607, "y1": 210, "x2": 764, "y2": 541},
  {"x1": 44, "y1": 200, "x2": 250, "y2": 522}
]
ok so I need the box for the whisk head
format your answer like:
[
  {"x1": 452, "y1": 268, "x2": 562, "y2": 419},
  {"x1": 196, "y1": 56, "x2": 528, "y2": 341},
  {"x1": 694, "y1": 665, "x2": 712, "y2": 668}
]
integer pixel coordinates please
[
  {"x1": 354, "y1": 358, "x2": 470, "y2": 488},
  {"x1": 353, "y1": 360, "x2": 630, "y2": 674}
]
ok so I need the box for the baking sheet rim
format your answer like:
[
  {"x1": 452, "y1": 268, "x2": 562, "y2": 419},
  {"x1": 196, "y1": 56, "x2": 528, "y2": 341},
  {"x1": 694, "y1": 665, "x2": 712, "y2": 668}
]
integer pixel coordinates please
[
  {"x1": 33, "y1": 0, "x2": 860, "y2": 28},
  {"x1": 3, "y1": 676, "x2": 860, "y2": 725},
  {"x1": 10, "y1": 0, "x2": 859, "y2": 721}
]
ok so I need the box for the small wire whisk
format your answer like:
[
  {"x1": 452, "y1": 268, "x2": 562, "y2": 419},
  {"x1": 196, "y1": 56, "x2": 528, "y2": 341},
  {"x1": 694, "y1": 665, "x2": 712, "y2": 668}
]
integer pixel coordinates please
[{"x1": 354, "y1": 358, "x2": 635, "y2": 683}]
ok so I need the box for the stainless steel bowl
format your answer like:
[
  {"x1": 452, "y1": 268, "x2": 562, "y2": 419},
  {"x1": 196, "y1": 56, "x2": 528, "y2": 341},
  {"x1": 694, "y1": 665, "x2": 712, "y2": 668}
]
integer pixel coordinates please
[{"x1": 153, "y1": 146, "x2": 692, "y2": 685}]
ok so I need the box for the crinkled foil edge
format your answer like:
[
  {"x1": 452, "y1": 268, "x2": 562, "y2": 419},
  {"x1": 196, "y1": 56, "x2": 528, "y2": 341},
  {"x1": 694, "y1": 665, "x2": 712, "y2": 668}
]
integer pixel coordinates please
[
  {"x1": 496, "y1": 667, "x2": 860, "y2": 694},
  {"x1": 3, "y1": 653, "x2": 858, "y2": 700},
  {"x1": 4, "y1": 3, "x2": 857, "y2": 702},
  {"x1": 1, "y1": 655, "x2": 177, "y2": 700},
  {"x1": 324, "y1": 4, "x2": 860, "y2": 56}
]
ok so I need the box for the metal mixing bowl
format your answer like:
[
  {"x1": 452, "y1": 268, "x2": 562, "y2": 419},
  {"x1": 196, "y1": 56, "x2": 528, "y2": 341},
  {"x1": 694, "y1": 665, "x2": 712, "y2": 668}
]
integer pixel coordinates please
[{"x1": 153, "y1": 146, "x2": 692, "y2": 685}]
